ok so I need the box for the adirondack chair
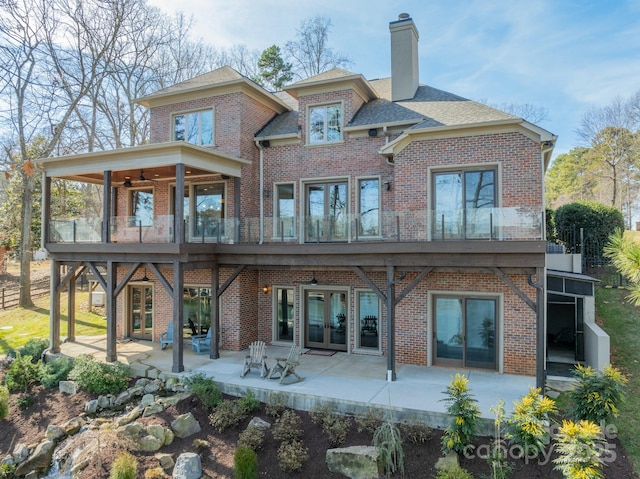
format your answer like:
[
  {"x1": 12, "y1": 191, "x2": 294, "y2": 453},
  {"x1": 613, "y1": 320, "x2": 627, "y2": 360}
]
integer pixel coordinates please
[
  {"x1": 191, "y1": 328, "x2": 212, "y2": 354},
  {"x1": 268, "y1": 345, "x2": 303, "y2": 384},
  {"x1": 240, "y1": 340, "x2": 269, "y2": 378},
  {"x1": 159, "y1": 322, "x2": 174, "y2": 350}
]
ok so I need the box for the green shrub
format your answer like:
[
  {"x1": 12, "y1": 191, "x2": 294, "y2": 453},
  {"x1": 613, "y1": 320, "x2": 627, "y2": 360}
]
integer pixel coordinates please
[
  {"x1": 355, "y1": 408, "x2": 383, "y2": 436},
  {"x1": 373, "y1": 420, "x2": 404, "y2": 477},
  {"x1": 277, "y1": 440, "x2": 309, "y2": 472},
  {"x1": 435, "y1": 467, "x2": 474, "y2": 479},
  {"x1": 488, "y1": 400, "x2": 512, "y2": 479},
  {"x1": 553, "y1": 419, "x2": 604, "y2": 479},
  {"x1": 9, "y1": 338, "x2": 49, "y2": 362},
  {"x1": 143, "y1": 467, "x2": 166, "y2": 479},
  {"x1": 568, "y1": 364, "x2": 627, "y2": 424},
  {"x1": 272, "y1": 409, "x2": 302, "y2": 443},
  {"x1": 0, "y1": 463, "x2": 16, "y2": 479},
  {"x1": 310, "y1": 403, "x2": 350, "y2": 447},
  {"x1": 238, "y1": 424, "x2": 266, "y2": 451},
  {"x1": 41, "y1": 356, "x2": 73, "y2": 389},
  {"x1": 505, "y1": 387, "x2": 556, "y2": 457},
  {"x1": 109, "y1": 451, "x2": 137, "y2": 479},
  {"x1": 239, "y1": 390, "x2": 260, "y2": 414},
  {"x1": 16, "y1": 393, "x2": 35, "y2": 410},
  {"x1": 184, "y1": 373, "x2": 222, "y2": 410},
  {"x1": 441, "y1": 373, "x2": 480, "y2": 455},
  {"x1": 399, "y1": 418, "x2": 432, "y2": 445},
  {"x1": 4, "y1": 353, "x2": 41, "y2": 392},
  {"x1": 0, "y1": 385, "x2": 9, "y2": 420},
  {"x1": 266, "y1": 391, "x2": 288, "y2": 418},
  {"x1": 209, "y1": 399, "x2": 248, "y2": 432},
  {"x1": 68, "y1": 354, "x2": 130, "y2": 395},
  {"x1": 234, "y1": 445, "x2": 258, "y2": 479}
]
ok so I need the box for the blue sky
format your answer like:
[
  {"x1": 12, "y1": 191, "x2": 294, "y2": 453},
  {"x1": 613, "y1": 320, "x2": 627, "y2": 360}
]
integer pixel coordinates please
[{"x1": 148, "y1": 0, "x2": 640, "y2": 162}]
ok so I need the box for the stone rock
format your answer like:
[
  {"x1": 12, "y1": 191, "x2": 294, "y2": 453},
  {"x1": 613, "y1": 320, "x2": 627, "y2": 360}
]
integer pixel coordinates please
[
  {"x1": 171, "y1": 413, "x2": 201, "y2": 438},
  {"x1": 14, "y1": 440, "x2": 55, "y2": 476},
  {"x1": 12, "y1": 443, "x2": 30, "y2": 463},
  {"x1": 143, "y1": 403, "x2": 164, "y2": 417},
  {"x1": 435, "y1": 451, "x2": 459, "y2": 471},
  {"x1": 84, "y1": 399, "x2": 98, "y2": 414},
  {"x1": 97, "y1": 394, "x2": 113, "y2": 409},
  {"x1": 248, "y1": 417, "x2": 271, "y2": 429},
  {"x1": 161, "y1": 392, "x2": 192, "y2": 407},
  {"x1": 24, "y1": 471, "x2": 38, "y2": 479},
  {"x1": 172, "y1": 452, "x2": 202, "y2": 479},
  {"x1": 128, "y1": 385, "x2": 145, "y2": 397},
  {"x1": 140, "y1": 393, "x2": 156, "y2": 407},
  {"x1": 118, "y1": 422, "x2": 144, "y2": 438},
  {"x1": 61, "y1": 417, "x2": 84, "y2": 436},
  {"x1": 139, "y1": 434, "x2": 164, "y2": 452},
  {"x1": 326, "y1": 445, "x2": 382, "y2": 479},
  {"x1": 143, "y1": 380, "x2": 162, "y2": 394},
  {"x1": 45, "y1": 425, "x2": 65, "y2": 442},
  {"x1": 58, "y1": 380, "x2": 78, "y2": 395},
  {"x1": 114, "y1": 390, "x2": 132, "y2": 406},
  {"x1": 117, "y1": 405, "x2": 142, "y2": 426},
  {"x1": 1, "y1": 455, "x2": 14, "y2": 467},
  {"x1": 147, "y1": 424, "x2": 167, "y2": 443},
  {"x1": 165, "y1": 377, "x2": 181, "y2": 392},
  {"x1": 155, "y1": 452, "x2": 175, "y2": 470},
  {"x1": 163, "y1": 428, "x2": 175, "y2": 446},
  {"x1": 135, "y1": 377, "x2": 152, "y2": 388}
]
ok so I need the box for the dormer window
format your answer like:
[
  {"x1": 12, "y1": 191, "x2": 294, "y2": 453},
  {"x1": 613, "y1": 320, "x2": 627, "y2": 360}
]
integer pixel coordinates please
[
  {"x1": 308, "y1": 103, "x2": 342, "y2": 144},
  {"x1": 173, "y1": 109, "x2": 213, "y2": 146}
]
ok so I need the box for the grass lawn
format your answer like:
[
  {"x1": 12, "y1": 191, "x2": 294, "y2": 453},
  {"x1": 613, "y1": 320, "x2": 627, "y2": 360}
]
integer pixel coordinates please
[
  {"x1": 596, "y1": 285, "x2": 640, "y2": 474},
  {"x1": 0, "y1": 292, "x2": 106, "y2": 355}
]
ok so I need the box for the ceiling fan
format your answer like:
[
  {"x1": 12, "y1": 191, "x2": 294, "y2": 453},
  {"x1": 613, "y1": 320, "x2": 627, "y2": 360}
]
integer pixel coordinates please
[{"x1": 122, "y1": 170, "x2": 150, "y2": 187}]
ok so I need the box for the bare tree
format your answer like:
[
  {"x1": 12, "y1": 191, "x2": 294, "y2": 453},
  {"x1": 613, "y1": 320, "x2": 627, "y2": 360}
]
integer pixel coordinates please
[
  {"x1": 285, "y1": 15, "x2": 351, "y2": 79},
  {"x1": 490, "y1": 102, "x2": 549, "y2": 124}
]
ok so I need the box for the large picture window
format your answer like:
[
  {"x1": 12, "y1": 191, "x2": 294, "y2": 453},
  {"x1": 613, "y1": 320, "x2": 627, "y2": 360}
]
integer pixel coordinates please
[
  {"x1": 432, "y1": 168, "x2": 496, "y2": 239},
  {"x1": 358, "y1": 178, "x2": 380, "y2": 237},
  {"x1": 129, "y1": 188, "x2": 153, "y2": 227},
  {"x1": 174, "y1": 109, "x2": 213, "y2": 146},
  {"x1": 308, "y1": 104, "x2": 342, "y2": 144},
  {"x1": 275, "y1": 183, "x2": 295, "y2": 238}
]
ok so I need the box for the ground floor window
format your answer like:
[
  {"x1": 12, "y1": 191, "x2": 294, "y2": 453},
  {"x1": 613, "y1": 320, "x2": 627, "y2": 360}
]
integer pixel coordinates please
[
  {"x1": 274, "y1": 287, "x2": 294, "y2": 342},
  {"x1": 356, "y1": 290, "x2": 379, "y2": 350},
  {"x1": 433, "y1": 295, "x2": 497, "y2": 370},
  {"x1": 128, "y1": 284, "x2": 153, "y2": 340},
  {"x1": 183, "y1": 286, "x2": 211, "y2": 336}
]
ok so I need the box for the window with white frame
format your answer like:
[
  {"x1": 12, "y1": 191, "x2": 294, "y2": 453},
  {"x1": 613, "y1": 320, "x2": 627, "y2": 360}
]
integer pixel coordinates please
[
  {"x1": 173, "y1": 109, "x2": 213, "y2": 146},
  {"x1": 356, "y1": 290, "x2": 380, "y2": 350},
  {"x1": 274, "y1": 183, "x2": 295, "y2": 238},
  {"x1": 129, "y1": 188, "x2": 153, "y2": 226},
  {"x1": 358, "y1": 178, "x2": 380, "y2": 237},
  {"x1": 308, "y1": 103, "x2": 342, "y2": 144}
]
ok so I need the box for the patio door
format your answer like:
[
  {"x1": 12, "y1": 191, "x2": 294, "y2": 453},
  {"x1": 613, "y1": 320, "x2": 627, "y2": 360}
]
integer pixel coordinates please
[
  {"x1": 433, "y1": 296, "x2": 497, "y2": 370},
  {"x1": 128, "y1": 285, "x2": 153, "y2": 340},
  {"x1": 305, "y1": 290, "x2": 347, "y2": 351}
]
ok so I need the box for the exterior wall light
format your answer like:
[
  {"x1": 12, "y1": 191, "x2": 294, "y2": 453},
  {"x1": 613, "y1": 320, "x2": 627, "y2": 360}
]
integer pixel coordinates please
[{"x1": 263, "y1": 285, "x2": 269, "y2": 294}]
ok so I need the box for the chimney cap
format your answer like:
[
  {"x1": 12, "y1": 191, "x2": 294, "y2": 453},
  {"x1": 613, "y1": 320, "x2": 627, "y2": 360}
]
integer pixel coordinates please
[{"x1": 398, "y1": 13, "x2": 411, "y2": 20}]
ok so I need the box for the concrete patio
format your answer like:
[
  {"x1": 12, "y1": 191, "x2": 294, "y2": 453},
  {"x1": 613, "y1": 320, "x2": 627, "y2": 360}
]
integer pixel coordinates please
[{"x1": 56, "y1": 335, "x2": 537, "y2": 433}]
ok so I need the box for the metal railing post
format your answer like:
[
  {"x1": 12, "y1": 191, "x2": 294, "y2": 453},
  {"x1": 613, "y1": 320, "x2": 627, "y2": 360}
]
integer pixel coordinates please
[{"x1": 138, "y1": 220, "x2": 142, "y2": 243}]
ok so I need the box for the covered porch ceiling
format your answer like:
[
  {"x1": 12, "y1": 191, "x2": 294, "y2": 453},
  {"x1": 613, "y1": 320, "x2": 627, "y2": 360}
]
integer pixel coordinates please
[{"x1": 35, "y1": 141, "x2": 252, "y2": 185}]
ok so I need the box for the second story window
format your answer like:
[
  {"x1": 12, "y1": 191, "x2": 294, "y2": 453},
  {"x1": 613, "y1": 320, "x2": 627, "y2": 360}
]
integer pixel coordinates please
[
  {"x1": 308, "y1": 103, "x2": 342, "y2": 144},
  {"x1": 358, "y1": 178, "x2": 380, "y2": 237},
  {"x1": 275, "y1": 183, "x2": 295, "y2": 238},
  {"x1": 130, "y1": 188, "x2": 154, "y2": 227},
  {"x1": 173, "y1": 109, "x2": 213, "y2": 146}
]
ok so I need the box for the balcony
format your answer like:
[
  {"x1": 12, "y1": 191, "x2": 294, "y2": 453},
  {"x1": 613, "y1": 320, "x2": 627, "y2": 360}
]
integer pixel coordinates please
[{"x1": 48, "y1": 207, "x2": 543, "y2": 245}]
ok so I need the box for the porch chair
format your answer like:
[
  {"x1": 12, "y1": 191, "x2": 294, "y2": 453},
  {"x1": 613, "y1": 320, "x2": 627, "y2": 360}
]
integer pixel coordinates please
[
  {"x1": 159, "y1": 322, "x2": 174, "y2": 350},
  {"x1": 240, "y1": 340, "x2": 269, "y2": 378},
  {"x1": 191, "y1": 328, "x2": 212, "y2": 354},
  {"x1": 267, "y1": 345, "x2": 303, "y2": 384}
]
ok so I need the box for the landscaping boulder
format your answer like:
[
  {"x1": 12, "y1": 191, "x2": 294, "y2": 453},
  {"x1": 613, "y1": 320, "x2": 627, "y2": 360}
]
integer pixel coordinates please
[
  {"x1": 326, "y1": 445, "x2": 382, "y2": 479},
  {"x1": 14, "y1": 440, "x2": 55, "y2": 476},
  {"x1": 172, "y1": 452, "x2": 202, "y2": 479},
  {"x1": 171, "y1": 412, "x2": 201, "y2": 438},
  {"x1": 58, "y1": 380, "x2": 78, "y2": 395}
]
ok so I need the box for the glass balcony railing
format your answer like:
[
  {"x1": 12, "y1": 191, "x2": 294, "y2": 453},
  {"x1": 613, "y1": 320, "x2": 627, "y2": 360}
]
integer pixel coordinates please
[{"x1": 48, "y1": 207, "x2": 543, "y2": 245}]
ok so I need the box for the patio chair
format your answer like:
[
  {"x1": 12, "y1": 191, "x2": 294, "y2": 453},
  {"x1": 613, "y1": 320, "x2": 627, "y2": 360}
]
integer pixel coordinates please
[
  {"x1": 268, "y1": 345, "x2": 303, "y2": 384},
  {"x1": 191, "y1": 328, "x2": 212, "y2": 354},
  {"x1": 159, "y1": 322, "x2": 174, "y2": 350},
  {"x1": 240, "y1": 340, "x2": 269, "y2": 378}
]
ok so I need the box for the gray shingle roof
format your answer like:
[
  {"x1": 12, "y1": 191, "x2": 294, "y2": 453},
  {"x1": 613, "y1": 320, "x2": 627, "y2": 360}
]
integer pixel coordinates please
[{"x1": 256, "y1": 111, "x2": 300, "y2": 138}]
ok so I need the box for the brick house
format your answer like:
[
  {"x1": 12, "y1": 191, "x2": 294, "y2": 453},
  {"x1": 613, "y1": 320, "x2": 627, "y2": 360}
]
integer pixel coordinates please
[{"x1": 37, "y1": 14, "x2": 558, "y2": 386}]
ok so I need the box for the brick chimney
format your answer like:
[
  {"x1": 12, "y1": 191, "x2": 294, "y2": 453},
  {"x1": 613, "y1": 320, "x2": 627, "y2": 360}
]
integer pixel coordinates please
[{"x1": 389, "y1": 13, "x2": 419, "y2": 101}]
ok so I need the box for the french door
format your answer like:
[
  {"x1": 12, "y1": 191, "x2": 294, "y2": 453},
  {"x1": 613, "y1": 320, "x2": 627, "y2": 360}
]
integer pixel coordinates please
[
  {"x1": 433, "y1": 296, "x2": 497, "y2": 370},
  {"x1": 305, "y1": 182, "x2": 348, "y2": 242},
  {"x1": 129, "y1": 285, "x2": 153, "y2": 340},
  {"x1": 305, "y1": 290, "x2": 347, "y2": 351}
]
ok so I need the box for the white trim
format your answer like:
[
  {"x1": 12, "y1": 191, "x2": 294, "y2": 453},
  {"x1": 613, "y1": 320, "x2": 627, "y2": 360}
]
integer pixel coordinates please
[
  {"x1": 305, "y1": 100, "x2": 344, "y2": 146},
  {"x1": 353, "y1": 288, "x2": 382, "y2": 354},
  {"x1": 272, "y1": 182, "x2": 297, "y2": 241}
]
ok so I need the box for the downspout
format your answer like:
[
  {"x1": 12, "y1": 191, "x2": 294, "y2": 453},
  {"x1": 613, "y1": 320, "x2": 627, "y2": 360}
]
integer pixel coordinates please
[
  {"x1": 528, "y1": 270, "x2": 545, "y2": 393},
  {"x1": 255, "y1": 140, "x2": 264, "y2": 244}
]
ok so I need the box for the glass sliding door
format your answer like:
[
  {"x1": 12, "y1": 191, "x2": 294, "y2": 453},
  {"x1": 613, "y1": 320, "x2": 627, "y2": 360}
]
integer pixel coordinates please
[
  {"x1": 305, "y1": 182, "x2": 348, "y2": 242},
  {"x1": 304, "y1": 290, "x2": 347, "y2": 351},
  {"x1": 193, "y1": 183, "x2": 225, "y2": 240},
  {"x1": 129, "y1": 285, "x2": 153, "y2": 340},
  {"x1": 434, "y1": 296, "x2": 497, "y2": 370}
]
